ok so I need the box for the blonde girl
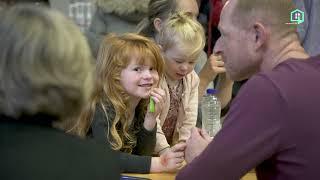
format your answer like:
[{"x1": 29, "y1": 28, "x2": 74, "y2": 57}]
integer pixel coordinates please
[{"x1": 154, "y1": 12, "x2": 205, "y2": 155}]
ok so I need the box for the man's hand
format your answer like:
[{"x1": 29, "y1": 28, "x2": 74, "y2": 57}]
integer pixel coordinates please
[{"x1": 185, "y1": 128, "x2": 212, "y2": 163}]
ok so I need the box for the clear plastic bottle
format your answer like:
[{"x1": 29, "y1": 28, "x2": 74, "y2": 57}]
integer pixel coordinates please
[{"x1": 201, "y1": 88, "x2": 221, "y2": 137}]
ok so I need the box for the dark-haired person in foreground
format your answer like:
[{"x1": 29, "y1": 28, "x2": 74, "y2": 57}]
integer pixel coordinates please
[
  {"x1": 0, "y1": 4, "x2": 119, "y2": 180},
  {"x1": 177, "y1": 0, "x2": 320, "y2": 179}
]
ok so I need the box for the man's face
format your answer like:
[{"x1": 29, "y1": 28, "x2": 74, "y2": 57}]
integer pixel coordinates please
[{"x1": 213, "y1": 1, "x2": 260, "y2": 81}]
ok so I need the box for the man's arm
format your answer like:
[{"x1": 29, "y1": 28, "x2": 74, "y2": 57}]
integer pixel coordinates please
[{"x1": 177, "y1": 74, "x2": 287, "y2": 180}]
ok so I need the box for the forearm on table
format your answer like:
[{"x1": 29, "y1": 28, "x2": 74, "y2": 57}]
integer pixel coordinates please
[
  {"x1": 120, "y1": 152, "x2": 151, "y2": 173},
  {"x1": 150, "y1": 157, "x2": 164, "y2": 173},
  {"x1": 155, "y1": 132, "x2": 170, "y2": 154}
]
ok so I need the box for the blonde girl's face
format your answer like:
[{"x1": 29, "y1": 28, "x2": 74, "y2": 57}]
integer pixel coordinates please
[
  {"x1": 120, "y1": 57, "x2": 159, "y2": 100},
  {"x1": 163, "y1": 43, "x2": 197, "y2": 81}
]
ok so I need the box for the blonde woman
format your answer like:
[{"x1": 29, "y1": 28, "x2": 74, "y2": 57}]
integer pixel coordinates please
[{"x1": 71, "y1": 33, "x2": 185, "y2": 173}]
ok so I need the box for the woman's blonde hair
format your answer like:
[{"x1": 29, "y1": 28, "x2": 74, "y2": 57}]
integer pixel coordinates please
[
  {"x1": 156, "y1": 11, "x2": 205, "y2": 61},
  {"x1": 73, "y1": 33, "x2": 164, "y2": 153},
  {"x1": 0, "y1": 4, "x2": 93, "y2": 129}
]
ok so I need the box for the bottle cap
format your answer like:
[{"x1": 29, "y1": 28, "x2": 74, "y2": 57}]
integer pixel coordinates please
[{"x1": 206, "y1": 88, "x2": 217, "y2": 94}]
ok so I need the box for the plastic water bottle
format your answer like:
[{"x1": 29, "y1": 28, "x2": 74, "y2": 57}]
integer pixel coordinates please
[{"x1": 201, "y1": 89, "x2": 221, "y2": 137}]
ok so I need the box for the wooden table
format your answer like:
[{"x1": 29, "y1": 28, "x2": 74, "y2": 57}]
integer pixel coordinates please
[{"x1": 123, "y1": 172, "x2": 257, "y2": 180}]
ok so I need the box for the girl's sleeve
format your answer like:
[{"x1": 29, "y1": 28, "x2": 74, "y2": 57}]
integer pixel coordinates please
[
  {"x1": 179, "y1": 72, "x2": 199, "y2": 141},
  {"x1": 91, "y1": 106, "x2": 152, "y2": 173},
  {"x1": 134, "y1": 123, "x2": 157, "y2": 156}
]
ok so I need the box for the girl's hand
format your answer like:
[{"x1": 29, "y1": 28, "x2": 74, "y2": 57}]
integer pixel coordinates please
[
  {"x1": 144, "y1": 88, "x2": 165, "y2": 130},
  {"x1": 150, "y1": 143, "x2": 186, "y2": 173},
  {"x1": 159, "y1": 142, "x2": 186, "y2": 172},
  {"x1": 148, "y1": 88, "x2": 165, "y2": 117}
]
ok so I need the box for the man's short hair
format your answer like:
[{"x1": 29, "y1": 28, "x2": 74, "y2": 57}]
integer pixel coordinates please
[{"x1": 231, "y1": 0, "x2": 297, "y2": 34}]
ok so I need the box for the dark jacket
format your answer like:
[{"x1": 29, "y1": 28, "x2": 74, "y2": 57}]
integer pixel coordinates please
[
  {"x1": 89, "y1": 104, "x2": 156, "y2": 173},
  {"x1": 0, "y1": 114, "x2": 120, "y2": 180}
]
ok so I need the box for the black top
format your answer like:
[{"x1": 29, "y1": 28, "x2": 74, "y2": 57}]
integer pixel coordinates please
[
  {"x1": 0, "y1": 114, "x2": 120, "y2": 180},
  {"x1": 89, "y1": 104, "x2": 156, "y2": 173}
]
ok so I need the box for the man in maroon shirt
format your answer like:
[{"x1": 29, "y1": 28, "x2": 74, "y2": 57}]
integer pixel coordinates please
[{"x1": 177, "y1": 0, "x2": 320, "y2": 179}]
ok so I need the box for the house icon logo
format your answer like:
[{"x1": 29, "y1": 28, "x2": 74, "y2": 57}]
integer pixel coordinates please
[{"x1": 290, "y1": 9, "x2": 304, "y2": 24}]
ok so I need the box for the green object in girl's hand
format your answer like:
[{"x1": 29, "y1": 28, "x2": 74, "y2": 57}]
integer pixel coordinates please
[{"x1": 149, "y1": 97, "x2": 155, "y2": 113}]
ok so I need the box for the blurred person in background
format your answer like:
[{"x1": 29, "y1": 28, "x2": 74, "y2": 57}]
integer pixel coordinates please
[{"x1": 0, "y1": 4, "x2": 119, "y2": 180}]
